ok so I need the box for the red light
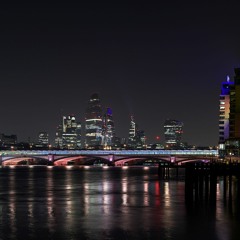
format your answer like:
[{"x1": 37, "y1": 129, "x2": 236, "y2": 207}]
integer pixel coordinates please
[{"x1": 156, "y1": 136, "x2": 160, "y2": 140}]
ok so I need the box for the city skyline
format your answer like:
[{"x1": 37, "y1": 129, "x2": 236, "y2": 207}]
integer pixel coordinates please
[{"x1": 1, "y1": 3, "x2": 240, "y2": 146}]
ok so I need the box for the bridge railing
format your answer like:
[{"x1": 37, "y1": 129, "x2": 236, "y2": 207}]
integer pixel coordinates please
[{"x1": 0, "y1": 149, "x2": 218, "y2": 156}]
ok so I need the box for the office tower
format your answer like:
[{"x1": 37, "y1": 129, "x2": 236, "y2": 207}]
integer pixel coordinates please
[
  {"x1": 102, "y1": 107, "x2": 115, "y2": 148},
  {"x1": 62, "y1": 115, "x2": 78, "y2": 149},
  {"x1": 85, "y1": 93, "x2": 103, "y2": 148},
  {"x1": 164, "y1": 119, "x2": 183, "y2": 149},
  {"x1": 223, "y1": 68, "x2": 240, "y2": 156},
  {"x1": 135, "y1": 129, "x2": 146, "y2": 149},
  {"x1": 55, "y1": 124, "x2": 63, "y2": 148},
  {"x1": 76, "y1": 122, "x2": 81, "y2": 149},
  {"x1": 128, "y1": 115, "x2": 137, "y2": 148},
  {"x1": 229, "y1": 68, "x2": 240, "y2": 139},
  {"x1": 54, "y1": 116, "x2": 81, "y2": 149},
  {"x1": 0, "y1": 134, "x2": 17, "y2": 146},
  {"x1": 38, "y1": 132, "x2": 49, "y2": 145},
  {"x1": 219, "y1": 76, "x2": 233, "y2": 144}
]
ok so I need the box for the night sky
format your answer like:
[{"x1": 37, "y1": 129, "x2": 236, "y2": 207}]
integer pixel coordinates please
[{"x1": 1, "y1": 2, "x2": 240, "y2": 146}]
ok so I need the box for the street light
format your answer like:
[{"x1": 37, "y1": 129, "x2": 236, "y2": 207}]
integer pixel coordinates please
[{"x1": 229, "y1": 152, "x2": 233, "y2": 164}]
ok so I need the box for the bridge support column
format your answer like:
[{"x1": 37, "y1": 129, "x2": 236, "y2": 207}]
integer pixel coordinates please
[
  {"x1": 108, "y1": 154, "x2": 114, "y2": 162},
  {"x1": 48, "y1": 154, "x2": 55, "y2": 164}
]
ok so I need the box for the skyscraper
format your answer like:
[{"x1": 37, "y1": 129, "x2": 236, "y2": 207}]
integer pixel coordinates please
[
  {"x1": 55, "y1": 124, "x2": 63, "y2": 148},
  {"x1": 128, "y1": 115, "x2": 137, "y2": 148},
  {"x1": 102, "y1": 107, "x2": 115, "y2": 148},
  {"x1": 76, "y1": 122, "x2": 81, "y2": 149},
  {"x1": 62, "y1": 115, "x2": 78, "y2": 149},
  {"x1": 127, "y1": 116, "x2": 146, "y2": 149},
  {"x1": 164, "y1": 119, "x2": 183, "y2": 149},
  {"x1": 85, "y1": 93, "x2": 103, "y2": 148},
  {"x1": 38, "y1": 132, "x2": 49, "y2": 145},
  {"x1": 219, "y1": 76, "x2": 233, "y2": 144},
  {"x1": 224, "y1": 68, "x2": 240, "y2": 156},
  {"x1": 229, "y1": 68, "x2": 240, "y2": 139},
  {"x1": 55, "y1": 115, "x2": 81, "y2": 149}
]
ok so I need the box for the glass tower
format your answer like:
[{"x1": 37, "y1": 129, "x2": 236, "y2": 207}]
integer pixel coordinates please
[
  {"x1": 62, "y1": 115, "x2": 78, "y2": 149},
  {"x1": 85, "y1": 93, "x2": 103, "y2": 148},
  {"x1": 54, "y1": 115, "x2": 81, "y2": 149},
  {"x1": 219, "y1": 76, "x2": 233, "y2": 144},
  {"x1": 102, "y1": 107, "x2": 115, "y2": 148},
  {"x1": 128, "y1": 115, "x2": 137, "y2": 148},
  {"x1": 38, "y1": 132, "x2": 49, "y2": 145},
  {"x1": 164, "y1": 119, "x2": 183, "y2": 149}
]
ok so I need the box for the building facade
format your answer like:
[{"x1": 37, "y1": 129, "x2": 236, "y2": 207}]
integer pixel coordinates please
[
  {"x1": 85, "y1": 93, "x2": 103, "y2": 148},
  {"x1": 102, "y1": 107, "x2": 115, "y2": 148},
  {"x1": 164, "y1": 119, "x2": 183, "y2": 149},
  {"x1": 219, "y1": 76, "x2": 233, "y2": 144},
  {"x1": 55, "y1": 115, "x2": 81, "y2": 149},
  {"x1": 0, "y1": 134, "x2": 17, "y2": 147},
  {"x1": 38, "y1": 132, "x2": 49, "y2": 145},
  {"x1": 128, "y1": 115, "x2": 137, "y2": 148},
  {"x1": 224, "y1": 68, "x2": 240, "y2": 157}
]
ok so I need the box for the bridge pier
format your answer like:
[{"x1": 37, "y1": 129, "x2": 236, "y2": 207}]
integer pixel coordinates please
[
  {"x1": 184, "y1": 162, "x2": 240, "y2": 204},
  {"x1": 158, "y1": 162, "x2": 170, "y2": 180},
  {"x1": 48, "y1": 154, "x2": 54, "y2": 163}
]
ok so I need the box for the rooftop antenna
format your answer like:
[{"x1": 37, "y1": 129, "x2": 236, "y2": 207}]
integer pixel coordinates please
[{"x1": 227, "y1": 75, "x2": 230, "y2": 82}]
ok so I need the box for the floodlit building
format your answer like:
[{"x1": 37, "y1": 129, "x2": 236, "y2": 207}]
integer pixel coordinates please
[
  {"x1": 62, "y1": 115, "x2": 79, "y2": 149},
  {"x1": 102, "y1": 107, "x2": 115, "y2": 148},
  {"x1": 128, "y1": 115, "x2": 137, "y2": 148},
  {"x1": 85, "y1": 93, "x2": 103, "y2": 148},
  {"x1": 224, "y1": 68, "x2": 240, "y2": 156},
  {"x1": 55, "y1": 115, "x2": 81, "y2": 149},
  {"x1": 38, "y1": 132, "x2": 49, "y2": 145},
  {"x1": 219, "y1": 76, "x2": 233, "y2": 144},
  {"x1": 127, "y1": 115, "x2": 145, "y2": 149},
  {"x1": 55, "y1": 124, "x2": 63, "y2": 148},
  {"x1": 164, "y1": 119, "x2": 183, "y2": 149}
]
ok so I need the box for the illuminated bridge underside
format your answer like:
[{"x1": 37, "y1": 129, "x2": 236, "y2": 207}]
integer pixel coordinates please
[
  {"x1": 0, "y1": 150, "x2": 218, "y2": 166},
  {"x1": 2, "y1": 157, "x2": 48, "y2": 166},
  {"x1": 54, "y1": 156, "x2": 87, "y2": 166}
]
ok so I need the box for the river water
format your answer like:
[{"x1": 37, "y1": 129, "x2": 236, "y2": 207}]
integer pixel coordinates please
[{"x1": 0, "y1": 166, "x2": 240, "y2": 240}]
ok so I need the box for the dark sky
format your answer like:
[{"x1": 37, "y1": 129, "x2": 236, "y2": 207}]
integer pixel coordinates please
[{"x1": 0, "y1": 2, "x2": 240, "y2": 146}]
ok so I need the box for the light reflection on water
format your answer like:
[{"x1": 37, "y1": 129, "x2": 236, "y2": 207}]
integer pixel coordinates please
[{"x1": 0, "y1": 166, "x2": 240, "y2": 239}]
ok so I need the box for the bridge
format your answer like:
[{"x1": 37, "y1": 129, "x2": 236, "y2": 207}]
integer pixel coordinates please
[{"x1": 0, "y1": 149, "x2": 219, "y2": 166}]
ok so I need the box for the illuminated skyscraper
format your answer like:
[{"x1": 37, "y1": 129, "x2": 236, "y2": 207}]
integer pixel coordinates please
[
  {"x1": 38, "y1": 132, "x2": 49, "y2": 145},
  {"x1": 55, "y1": 124, "x2": 63, "y2": 148},
  {"x1": 55, "y1": 115, "x2": 81, "y2": 149},
  {"x1": 62, "y1": 115, "x2": 79, "y2": 149},
  {"x1": 164, "y1": 119, "x2": 183, "y2": 149},
  {"x1": 223, "y1": 68, "x2": 240, "y2": 156},
  {"x1": 76, "y1": 122, "x2": 81, "y2": 149},
  {"x1": 85, "y1": 93, "x2": 103, "y2": 148},
  {"x1": 127, "y1": 116, "x2": 145, "y2": 149},
  {"x1": 229, "y1": 68, "x2": 240, "y2": 140},
  {"x1": 102, "y1": 107, "x2": 115, "y2": 147},
  {"x1": 219, "y1": 76, "x2": 233, "y2": 144},
  {"x1": 128, "y1": 115, "x2": 137, "y2": 148}
]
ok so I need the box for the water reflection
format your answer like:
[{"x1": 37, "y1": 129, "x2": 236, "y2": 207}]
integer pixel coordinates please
[{"x1": 0, "y1": 167, "x2": 240, "y2": 239}]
